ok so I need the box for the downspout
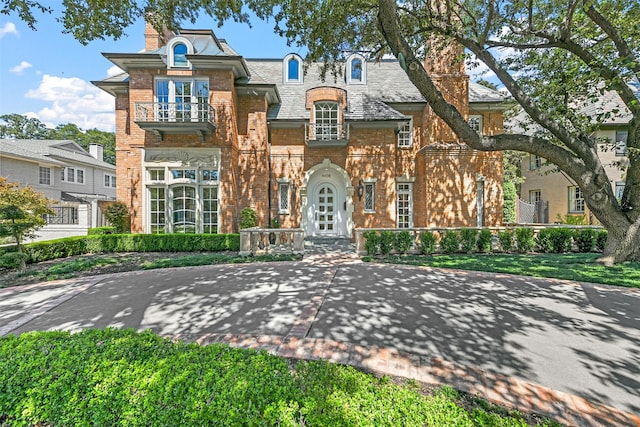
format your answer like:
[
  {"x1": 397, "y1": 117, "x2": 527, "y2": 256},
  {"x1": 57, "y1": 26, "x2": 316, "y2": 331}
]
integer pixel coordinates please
[{"x1": 267, "y1": 124, "x2": 272, "y2": 228}]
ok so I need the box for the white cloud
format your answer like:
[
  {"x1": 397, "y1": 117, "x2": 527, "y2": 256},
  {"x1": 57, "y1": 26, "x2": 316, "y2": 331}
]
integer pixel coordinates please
[
  {"x1": 0, "y1": 22, "x2": 18, "y2": 38},
  {"x1": 25, "y1": 74, "x2": 115, "y2": 132},
  {"x1": 107, "y1": 65, "x2": 125, "y2": 77},
  {"x1": 9, "y1": 61, "x2": 33, "y2": 75}
]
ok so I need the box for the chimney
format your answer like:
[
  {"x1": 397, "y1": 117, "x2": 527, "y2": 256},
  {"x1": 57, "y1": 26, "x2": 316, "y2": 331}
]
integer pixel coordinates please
[
  {"x1": 145, "y1": 19, "x2": 174, "y2": 51},
  {"x1": 89, "y1": 144, "x2": 104, "y2": 162}
]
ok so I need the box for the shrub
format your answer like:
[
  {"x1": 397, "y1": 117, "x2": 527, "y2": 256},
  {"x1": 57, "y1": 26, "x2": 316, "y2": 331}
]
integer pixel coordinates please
[
  {"x1": 104, "y1": 202, "x2": 131, "y2": 233},
  {"x1": 536, "y1": 228, "x2": 573, "y2": 253},
  {"x1": 87, "y1": 226, "x2": 116, "y2": 235},
  {"x1": 0, "y1": 252, "x2": 28, "y2": 270},
  {"x1": 440, "y1": 230, "x2": 460, "y2": 254},
  {"x1": 459, "y1": 228, "x2": 478, "y2": 253},
  {"x1": 596, "y1": 230, "x2": 608, "y2": 252},
  {"x1": 362, "y1": 230, "x2": 379, "y2": 256},
  {"x1": 25, "y1": 236, "x2": 88, "y2": 263},
  {"x1": 419, "y1": 231, "x2": 437, "y2": 255},
  {"x1": 574, "y1": 228, "x2": 597, "y2": 253},
  {"x1": 393, "y1": 231, "x2": 413, "y2": 254},
  {"x1": 240, "y1": 208, "x2": 258, "y2": 229},
  {"x1": 477, "y1": 229, "x2": 493, "y2": 253},
  {"x1": 498, "y1": 230, "x2": 513, "y2": 253},
  {"x1": 379, "y1": 230, "x2": 395, "y2": 255},
  {"x1": 503, "y1": 181, "x2": 517, "y2": 223},
  {"x1": 515, "y1": 228, "x2": 535, "y2": 253}
]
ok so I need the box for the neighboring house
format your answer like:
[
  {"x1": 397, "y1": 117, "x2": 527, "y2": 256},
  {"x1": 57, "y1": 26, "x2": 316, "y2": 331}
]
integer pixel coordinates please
[
  {"x1": 0, "y1": 139, "x2": 117, "y2": 241},
  {"x1": 93, "y1": 25, "x2": 511, "y2": 238},
  {"x1": 518, "y1": 88, "x2": 633, "y2": 224}
]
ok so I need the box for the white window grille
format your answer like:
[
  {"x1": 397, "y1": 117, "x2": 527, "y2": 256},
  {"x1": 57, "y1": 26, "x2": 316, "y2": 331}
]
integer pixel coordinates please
[
  {"x1": 39, "y1": 167, "x2": 51, "y2": 185},
  {"x1": 397, "y1": 182, "x2": 413, "y2": 228},
  {"x1": 616, "y1": 130, "x2": 628, "y2": 156},
  {"x1": 469, "y1": 115, "x2": 483, "y2": 135},
  {"x1": 568, "y1": 186, "x2": 585, "y2": 213},
  {"x1": 398, "y1": 120, "x2": 412, "y2": 147}
]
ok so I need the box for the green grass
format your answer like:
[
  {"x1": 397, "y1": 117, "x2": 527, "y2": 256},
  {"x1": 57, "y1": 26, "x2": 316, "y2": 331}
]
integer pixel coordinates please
[
  {"x1": 140, "y1": 253, "x2": 301, "y2": 269},
  {"x1": 0, "y1": 329, "x2": 560, "y2": 426},
  {"x1": 367, "y1": 253, "x2": 640, "y2": 288}
]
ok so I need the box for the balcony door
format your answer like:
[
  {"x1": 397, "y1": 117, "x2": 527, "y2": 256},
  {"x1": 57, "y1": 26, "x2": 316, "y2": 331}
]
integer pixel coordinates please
[{"x1": 155, "y1": 79, "x2": 209, "y2": 122}]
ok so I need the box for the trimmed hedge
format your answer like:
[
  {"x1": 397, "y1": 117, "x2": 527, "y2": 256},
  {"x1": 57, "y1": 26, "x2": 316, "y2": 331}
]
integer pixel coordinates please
[{"x1": 0, "y1": 234, "x2": 240, "y2": 265}]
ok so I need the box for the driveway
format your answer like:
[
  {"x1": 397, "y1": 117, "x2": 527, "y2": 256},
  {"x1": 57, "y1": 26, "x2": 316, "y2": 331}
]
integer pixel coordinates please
[{"x1": 1, "y1": 247, "x2": 638, "y2": 426}]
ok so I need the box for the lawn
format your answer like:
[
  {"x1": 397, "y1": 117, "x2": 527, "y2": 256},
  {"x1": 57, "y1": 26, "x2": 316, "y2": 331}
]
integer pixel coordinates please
[
  {"x1": 0, "y1": 328, "x2": 560, "y2": 426},
  {"x1": 366, "y1": 253, "x2": 640, "y2": 288}
]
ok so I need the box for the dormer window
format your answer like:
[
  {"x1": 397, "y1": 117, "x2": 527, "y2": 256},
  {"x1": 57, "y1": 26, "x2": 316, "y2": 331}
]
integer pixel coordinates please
[
  {"x1": 167, "y1": 37, "x2": 193, "y2": 69},
  {"x1": 284, "y1": 53, "x2": 303, "y2": 84},
  {"x1": 347, "y1": 54, "x2": 366, "y2": 85}
]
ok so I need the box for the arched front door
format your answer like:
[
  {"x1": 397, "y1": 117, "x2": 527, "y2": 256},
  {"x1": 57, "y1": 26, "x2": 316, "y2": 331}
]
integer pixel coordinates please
[{"x1": 315, "y1": 183, "x2": 337, "y2": 234}]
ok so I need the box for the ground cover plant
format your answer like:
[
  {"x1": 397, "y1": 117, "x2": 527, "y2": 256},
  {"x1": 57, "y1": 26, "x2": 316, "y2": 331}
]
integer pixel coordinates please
[
  {"x1": 0, "y1": 329, "x2": 560, "y2": 426},
  {"x1": 369, "y1": 253, "x2": 640, "y2": 288}
]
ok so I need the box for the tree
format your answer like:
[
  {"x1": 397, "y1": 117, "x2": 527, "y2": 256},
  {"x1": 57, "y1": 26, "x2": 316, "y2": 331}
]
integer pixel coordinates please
[
  {"x1": 0, "y1": 114, "x2": 50, "y2": 139},
  {"x1": 9, "y1": 1, "x2": 640, "y2": 263},
  {"x1": 0, "y1": 177, "x2": 54, "y2": 270}
]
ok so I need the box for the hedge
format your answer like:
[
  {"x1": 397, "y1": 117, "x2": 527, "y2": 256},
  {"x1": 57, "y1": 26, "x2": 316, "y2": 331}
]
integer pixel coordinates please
[{"x1": 0, "y1": 234, "x2": 240, "y2": 265}]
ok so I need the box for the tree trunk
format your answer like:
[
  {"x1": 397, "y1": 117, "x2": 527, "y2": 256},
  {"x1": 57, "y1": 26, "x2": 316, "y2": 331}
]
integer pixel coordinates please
[{"x1": 598, "y1": 217, "x2": 640, "y2": 266}]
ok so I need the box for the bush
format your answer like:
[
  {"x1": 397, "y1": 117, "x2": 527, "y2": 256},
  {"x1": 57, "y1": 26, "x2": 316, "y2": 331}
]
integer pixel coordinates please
[
  {"x1": 538, "y1": 228, "x2": 573, "y2": 253},
  {"x1": 440, "y1": 230, "x2": 460, "y2": 254},
  {"x1": 87, "y1": 226, "x2": 116, "y2": 235},
  {"x1": 362, "y1": 230, "x2": 379, "y2": 256},
  {"x1": 104, "y1": 202, "x2": 131, "y2": 233},
  {"x1": 419, "y1": 231, "x2": 437, "y2": 255},
  {"x1": 240, "y1": 207, "x2": 258, "y2": 229},
  {"x1": 574, "y1": 228, "x2": 597, "y2": 253},
  {"x1": 477, "y1": 229, "x2": 493, "y2": 253},
  {"x1": 515, "y1": 228, "x2": 535, "y2": 253},
  {"x1": 25, "y1": 236, "x2": 88, "y2": 263},
  {"x1": 498, "y1": 230, "x2": 513, "y2": 253},
  {"x1": 393, "y1": 231, "x2": 413, "y2": 254},
  {"x1": 0, "y1": 252, "x2": 28, "y2": 270},
  {"x1": 459, "y1": 228, "x2": 478, "y2": 253},
  {"x1": 379, "y1": 230, "x2": 395, "y2": 255},
  {"x1": 596, "y1": 230, "x2": 608, "y2": 252},
  {"x1": 503, "y1": 181, "x2": 517, "y2": 223}
]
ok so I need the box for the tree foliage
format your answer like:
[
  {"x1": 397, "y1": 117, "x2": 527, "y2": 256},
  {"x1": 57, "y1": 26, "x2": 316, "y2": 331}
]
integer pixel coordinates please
[
  {"x1": 0, "y1": 114, "x2": 116, "y2": 164},
  {"x1": 6, "y1": 0, "x2": 640, "y2": 263},
  {"x1": 0, "y1": 177, "x2": 54, "y2": 269}
]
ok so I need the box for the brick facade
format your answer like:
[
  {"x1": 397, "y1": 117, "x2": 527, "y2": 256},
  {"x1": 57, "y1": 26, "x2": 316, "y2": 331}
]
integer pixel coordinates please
[{"x1": 97, "y1": 28, "x2": 508, "y2": 237}]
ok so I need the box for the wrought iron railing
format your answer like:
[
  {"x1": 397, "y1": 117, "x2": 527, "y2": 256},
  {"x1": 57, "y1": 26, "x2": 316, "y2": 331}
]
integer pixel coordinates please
[
  {"x1": 134, "y1": 102, "x2": 215, "y2": 124},
  {"x1": 305, "y1": 122, "x2": 349, "y2": 141}
]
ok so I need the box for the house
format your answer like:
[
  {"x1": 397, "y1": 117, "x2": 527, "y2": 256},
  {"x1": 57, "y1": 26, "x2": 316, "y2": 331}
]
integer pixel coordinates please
[
  {"x1": 93, "y1": 25, "x2": 511, "y2": 238},
  {"x1": 518, "y1": 88, "x2": 633, "y2": 224},
  {"x1": 0, "y1": 139, "x2": 116, "y2": 241}
]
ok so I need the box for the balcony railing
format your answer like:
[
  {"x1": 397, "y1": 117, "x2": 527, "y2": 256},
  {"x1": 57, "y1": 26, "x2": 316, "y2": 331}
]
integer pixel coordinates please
[
  {"x1": 305, "y1": 122, "x2": 349, "y2": 147},
  {"x1": 134, "y1": 102, "x2": 216, "y2": 141},
  {"x1": 44, "y1": 206, "x2": 79, "y2": 225}
]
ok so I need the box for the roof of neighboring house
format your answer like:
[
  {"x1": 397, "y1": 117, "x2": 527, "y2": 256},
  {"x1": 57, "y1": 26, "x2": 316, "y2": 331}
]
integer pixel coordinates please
[{"x1": 0, "y1": 139, "x2": 115, "y2": 170}]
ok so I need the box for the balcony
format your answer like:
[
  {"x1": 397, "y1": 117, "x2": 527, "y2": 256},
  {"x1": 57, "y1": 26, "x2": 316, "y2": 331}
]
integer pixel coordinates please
[
  {"x1": 134, "y1": 102, "x2": 216, "y2": 141},
  {"x1": 305, "y1": 122, "x2": 349, "y2": 147}
]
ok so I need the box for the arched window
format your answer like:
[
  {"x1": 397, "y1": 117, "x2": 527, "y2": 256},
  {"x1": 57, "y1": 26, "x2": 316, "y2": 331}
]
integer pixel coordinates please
[
  {"x1": 173, "y1": 43, "x2": 188, "y2": 67},
  {"x1": 314, "y1": 101, "x2": 340, "y2": 140},
  {"x1": 347, "y1": 54, "x2": 366, "y2": 84},
  {"x1": 283, "y1": 54, "x2": 303, "y2": 84},
  {"x1": 167, "y1": 37, "x2": 193, "y2": 69}
]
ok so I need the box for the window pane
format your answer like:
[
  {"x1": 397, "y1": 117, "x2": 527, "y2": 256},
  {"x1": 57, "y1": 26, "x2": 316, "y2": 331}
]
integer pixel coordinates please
[
  {"x1": 77, "y1": 170, "x2": 84, "y2": 184},
  {"x1": 105, "y1": 175, "x2": 110, "y2": 187},
  {"x1": 364, "y1": 183, "x2": 374, "y2": 211},
  {"x1": 67, "y1": 167, "x2": 75, "y2": 182},
  {"x1": 288, "y1": 57, "x2": 299, "y2": 81},
  {"x1": 173, "y1": 43, "x2": 188, "y2": 67},
  {"x1": 616, "y1": 130, "x2": 628, "y2": 156},
  {"x1": 202, "y1": 187, "x2": 218, "y2": 234},
  {"x1": 173, "y1": 185, "x2": 197, "y2": 233},
  {"x1": 39, "y1": 167, "x2": 51, "y2": 185},
  {"x1": 149, "y1": 187, "x2": 166, "y2": 234},
  {"x1": 398, "y1": 121, "x2": 412, "y2": 147},
  {"x1": 279, "y1": 183, "x2": 289, "y2": 212},
  {"x1": 351, "y1": 58, "x2": 362, "y2": 81}
]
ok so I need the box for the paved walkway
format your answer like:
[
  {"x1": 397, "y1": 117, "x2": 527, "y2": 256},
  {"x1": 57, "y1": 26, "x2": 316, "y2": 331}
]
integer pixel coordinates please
[{"x1": 1, "y1": 239, "x2": 639, "y2": 426}]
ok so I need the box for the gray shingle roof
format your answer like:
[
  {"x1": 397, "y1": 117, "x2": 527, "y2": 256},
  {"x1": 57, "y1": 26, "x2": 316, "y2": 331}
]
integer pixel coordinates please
[
  {"x1": 0, "y1": 140, "x2": 115, "y2": 170},
  {"x1": 245, "y1": 59, "x2": 510, "y2": 121}
]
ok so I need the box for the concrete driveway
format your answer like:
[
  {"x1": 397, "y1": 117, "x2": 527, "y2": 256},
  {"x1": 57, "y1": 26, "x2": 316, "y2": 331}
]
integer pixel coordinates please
[{"x1": 1, "y1": 246, "x2": 638, "y2": 426}]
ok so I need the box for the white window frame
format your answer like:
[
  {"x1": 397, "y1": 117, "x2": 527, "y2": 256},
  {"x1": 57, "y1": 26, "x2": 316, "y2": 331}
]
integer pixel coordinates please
[
  {"x1": 167, "y1": 37, "x2": 194, "y2": 69},
  {"x1": 346, "y1": 53, "x2": 366, "y2": 85},
  {"x1": 314, "y1": 101, "x2": 340, "y2": 140},
  {"x1": 397, "y1": 119, "x2": 413, "y2": 148},
  {"x1": 148, "y1": 186, "x2": 166, "y2": 234},
  {"x1": 529, "y1": 190, "x2": 542, "y2": 204},
  {"x1": 363, "y1": 178, "x2": 377, "y2": 213},
  {"x1": 568, "y1": 186, "x2": 585, "y2": 214},
  {"x1": 615, "y1": 181, "x2": 625, "y2": 201},
  {"x1": 469, "y1": 115, "x2": 483, "y2": 135},
  {"x1": 283, "y1": 53, "x2": 303, "y2": 84},
  {"x1": 615, "y1": 130, "x2": 628, "y2": 156},
  {"x1": 155, "y1": 77, "x2": 209, "y2": 123},
  {"x1": 104, "y1": 173, "x2": 116, "y2": 188},
  {"x1": 277, "y1": 178, "x2": 291, "y2": 214},
  {"x1": 61, "y1": 167, "x2": 85, "y2": 185},
  {"x1": 39, "y1": 166, "x2": 51, "y2": 186},
  {"x1": 530, "y1": 154, "x2": 542, "y2": 170},
  {"x1": 396, "y1": 179, "x2": 414, "y2": 228}
]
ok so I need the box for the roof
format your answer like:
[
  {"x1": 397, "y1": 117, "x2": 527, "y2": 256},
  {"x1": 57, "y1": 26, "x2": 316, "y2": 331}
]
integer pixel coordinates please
[
  {"x1": 0, "y1": 139, "x2": 115, "y2": 170},
  {"x1": 245, "y1": 59, "x2": 510, "y2": 121}
]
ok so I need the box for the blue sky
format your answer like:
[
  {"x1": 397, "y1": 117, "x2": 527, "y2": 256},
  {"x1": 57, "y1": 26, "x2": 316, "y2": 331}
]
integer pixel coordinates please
[{"x1": 0, "y1": 4, "x2": 492, "y2": 133}]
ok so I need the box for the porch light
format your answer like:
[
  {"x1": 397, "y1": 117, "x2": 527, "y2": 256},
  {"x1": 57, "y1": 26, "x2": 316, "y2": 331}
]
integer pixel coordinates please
[{"x1": 356, "y1": 180, "x2": 364, "y2": 201}]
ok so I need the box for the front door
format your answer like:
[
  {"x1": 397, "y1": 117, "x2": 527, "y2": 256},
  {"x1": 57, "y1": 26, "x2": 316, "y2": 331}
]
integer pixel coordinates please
[{"x1": 316, "y1": 183, "x2": 336, "y2": 234}]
